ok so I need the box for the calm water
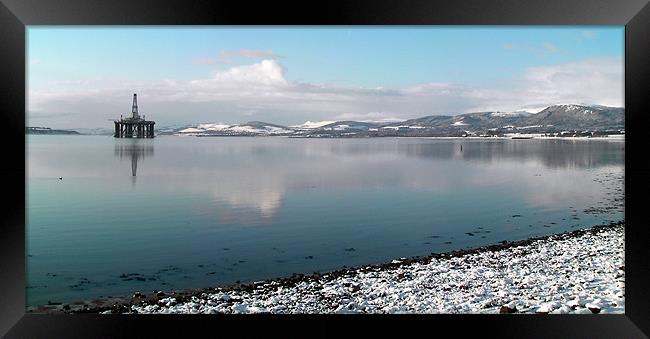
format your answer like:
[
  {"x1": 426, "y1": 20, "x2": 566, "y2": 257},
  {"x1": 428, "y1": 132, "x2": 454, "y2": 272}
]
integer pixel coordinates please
[{"x1": 26, "y1": 135, "x2": 624, "y2": 306}]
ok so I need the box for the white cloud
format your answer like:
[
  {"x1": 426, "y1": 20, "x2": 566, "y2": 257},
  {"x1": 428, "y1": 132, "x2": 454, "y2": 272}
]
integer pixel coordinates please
[
  {"x1": 28, "y1": 57, "x2": 623, "y2": 128},
  {"x1": 401, "y1": 83, "x2": 455, "y2": 95},
  {"x1": 211, "y1": 59, "x2": 288, "y2": 85},
  {"x1": 194, "y1": 49, "x2": 283, "y2": 64},
  {"x1": 522, "y1": 57, "x2": 623, "y2": 107},
  {"x1": 463, "y1": 57, "x2": 623, "y2": 112},
  {"x1": 333, "y1": 112, "x2": 405, "y2": 122}
]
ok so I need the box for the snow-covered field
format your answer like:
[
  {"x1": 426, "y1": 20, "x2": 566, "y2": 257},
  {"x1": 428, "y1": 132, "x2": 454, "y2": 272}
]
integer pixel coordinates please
[{"x1": 121, "y1": 223, "x2": 624, "y2": 314}]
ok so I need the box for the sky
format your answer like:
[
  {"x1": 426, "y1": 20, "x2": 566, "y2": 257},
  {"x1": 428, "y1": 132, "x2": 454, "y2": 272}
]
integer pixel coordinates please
[{"x1": 27, "y1": 26, "x2": 624, "y2": 129}]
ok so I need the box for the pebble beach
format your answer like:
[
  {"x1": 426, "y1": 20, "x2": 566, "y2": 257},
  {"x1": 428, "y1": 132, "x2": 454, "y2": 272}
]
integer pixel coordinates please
[{"x1": 44, "y1": 221, "x2": 623, "y2": 315}]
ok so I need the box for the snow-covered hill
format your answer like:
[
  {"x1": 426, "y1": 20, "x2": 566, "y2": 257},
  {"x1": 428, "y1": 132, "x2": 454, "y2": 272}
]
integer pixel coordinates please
[
  {"x1": 175, "y1": 122, "x2": 293, "y2": 136},
  {"x1": 165, "y1": 104, "x2": 623, "y2": 137}
]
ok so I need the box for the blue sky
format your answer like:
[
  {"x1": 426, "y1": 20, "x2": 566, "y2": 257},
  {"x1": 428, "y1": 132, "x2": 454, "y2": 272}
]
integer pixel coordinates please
[{"x1": 27, "y1": 26, "x2": 624, "y2": 128}]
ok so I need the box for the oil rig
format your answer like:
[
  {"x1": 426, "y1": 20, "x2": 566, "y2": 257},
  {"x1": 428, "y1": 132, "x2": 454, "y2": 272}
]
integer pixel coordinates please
[{"x1": 114, "y1": 93, "x2": 155, "y2": 138}]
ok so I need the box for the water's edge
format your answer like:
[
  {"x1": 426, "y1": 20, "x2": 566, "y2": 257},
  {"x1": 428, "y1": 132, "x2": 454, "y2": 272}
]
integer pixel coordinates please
[{"x1": 28, "y1": 220, "x2": 623, "y2": 314}]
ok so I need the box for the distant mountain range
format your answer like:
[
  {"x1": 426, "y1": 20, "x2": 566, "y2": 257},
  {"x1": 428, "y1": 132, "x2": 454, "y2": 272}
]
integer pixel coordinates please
[
  {"x1": 28, "y1": 104, "x2": 624, "y2": 137},
  {"x1": 164, "y1": 104, "x2": 624, "y2": 138}
]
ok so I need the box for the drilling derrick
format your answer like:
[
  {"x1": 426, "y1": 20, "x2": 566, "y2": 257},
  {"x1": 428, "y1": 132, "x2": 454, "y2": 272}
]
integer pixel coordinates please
[{"x1": 113, "y1": 93, "x2": 155, "y2": 138}]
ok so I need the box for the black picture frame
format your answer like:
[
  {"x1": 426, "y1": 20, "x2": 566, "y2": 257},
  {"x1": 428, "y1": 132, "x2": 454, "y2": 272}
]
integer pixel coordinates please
[{"x1": 2, "y1": 0, "x2": 649, "y2": 337}]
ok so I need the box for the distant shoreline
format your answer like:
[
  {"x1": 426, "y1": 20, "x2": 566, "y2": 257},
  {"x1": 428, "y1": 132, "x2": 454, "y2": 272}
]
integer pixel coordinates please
[
  {"x1": 28, "y1": 133, "x2": 625, "y2": 141},
  {"x1": 29, "y1": 220, "x2": 624, "y2": 314},
  {"x1": 25, "y1": 127, "x2": 80, "y2": 135}
]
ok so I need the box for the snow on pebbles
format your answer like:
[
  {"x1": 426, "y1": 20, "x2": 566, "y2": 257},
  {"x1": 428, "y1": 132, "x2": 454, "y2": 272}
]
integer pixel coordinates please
[{"x1": 125, "y1": 224, "x2": 624, "y2": 314}]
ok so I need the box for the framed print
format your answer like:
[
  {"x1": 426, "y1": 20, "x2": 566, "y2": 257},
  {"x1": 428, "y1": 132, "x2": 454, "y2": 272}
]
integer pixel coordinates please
[{"x1": 1, "y1": 0, "x2": 649, "y2": 337}]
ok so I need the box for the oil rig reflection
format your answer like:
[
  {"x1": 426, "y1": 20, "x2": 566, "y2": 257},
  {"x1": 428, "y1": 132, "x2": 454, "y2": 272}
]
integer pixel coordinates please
[{"x1": 114, "y1": 140, "x2": 154, "y2": 184}]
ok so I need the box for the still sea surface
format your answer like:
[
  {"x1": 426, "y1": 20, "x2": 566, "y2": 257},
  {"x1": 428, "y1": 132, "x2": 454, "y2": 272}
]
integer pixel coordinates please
[{"x1": 26, "y1": 135, "x2": 624, "y2": 306}]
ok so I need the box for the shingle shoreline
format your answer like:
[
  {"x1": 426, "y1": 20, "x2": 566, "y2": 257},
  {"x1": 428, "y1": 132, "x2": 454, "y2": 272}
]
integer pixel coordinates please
[{"x1": 31, "y1": 221, "x2": 624, "y2": 314}]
